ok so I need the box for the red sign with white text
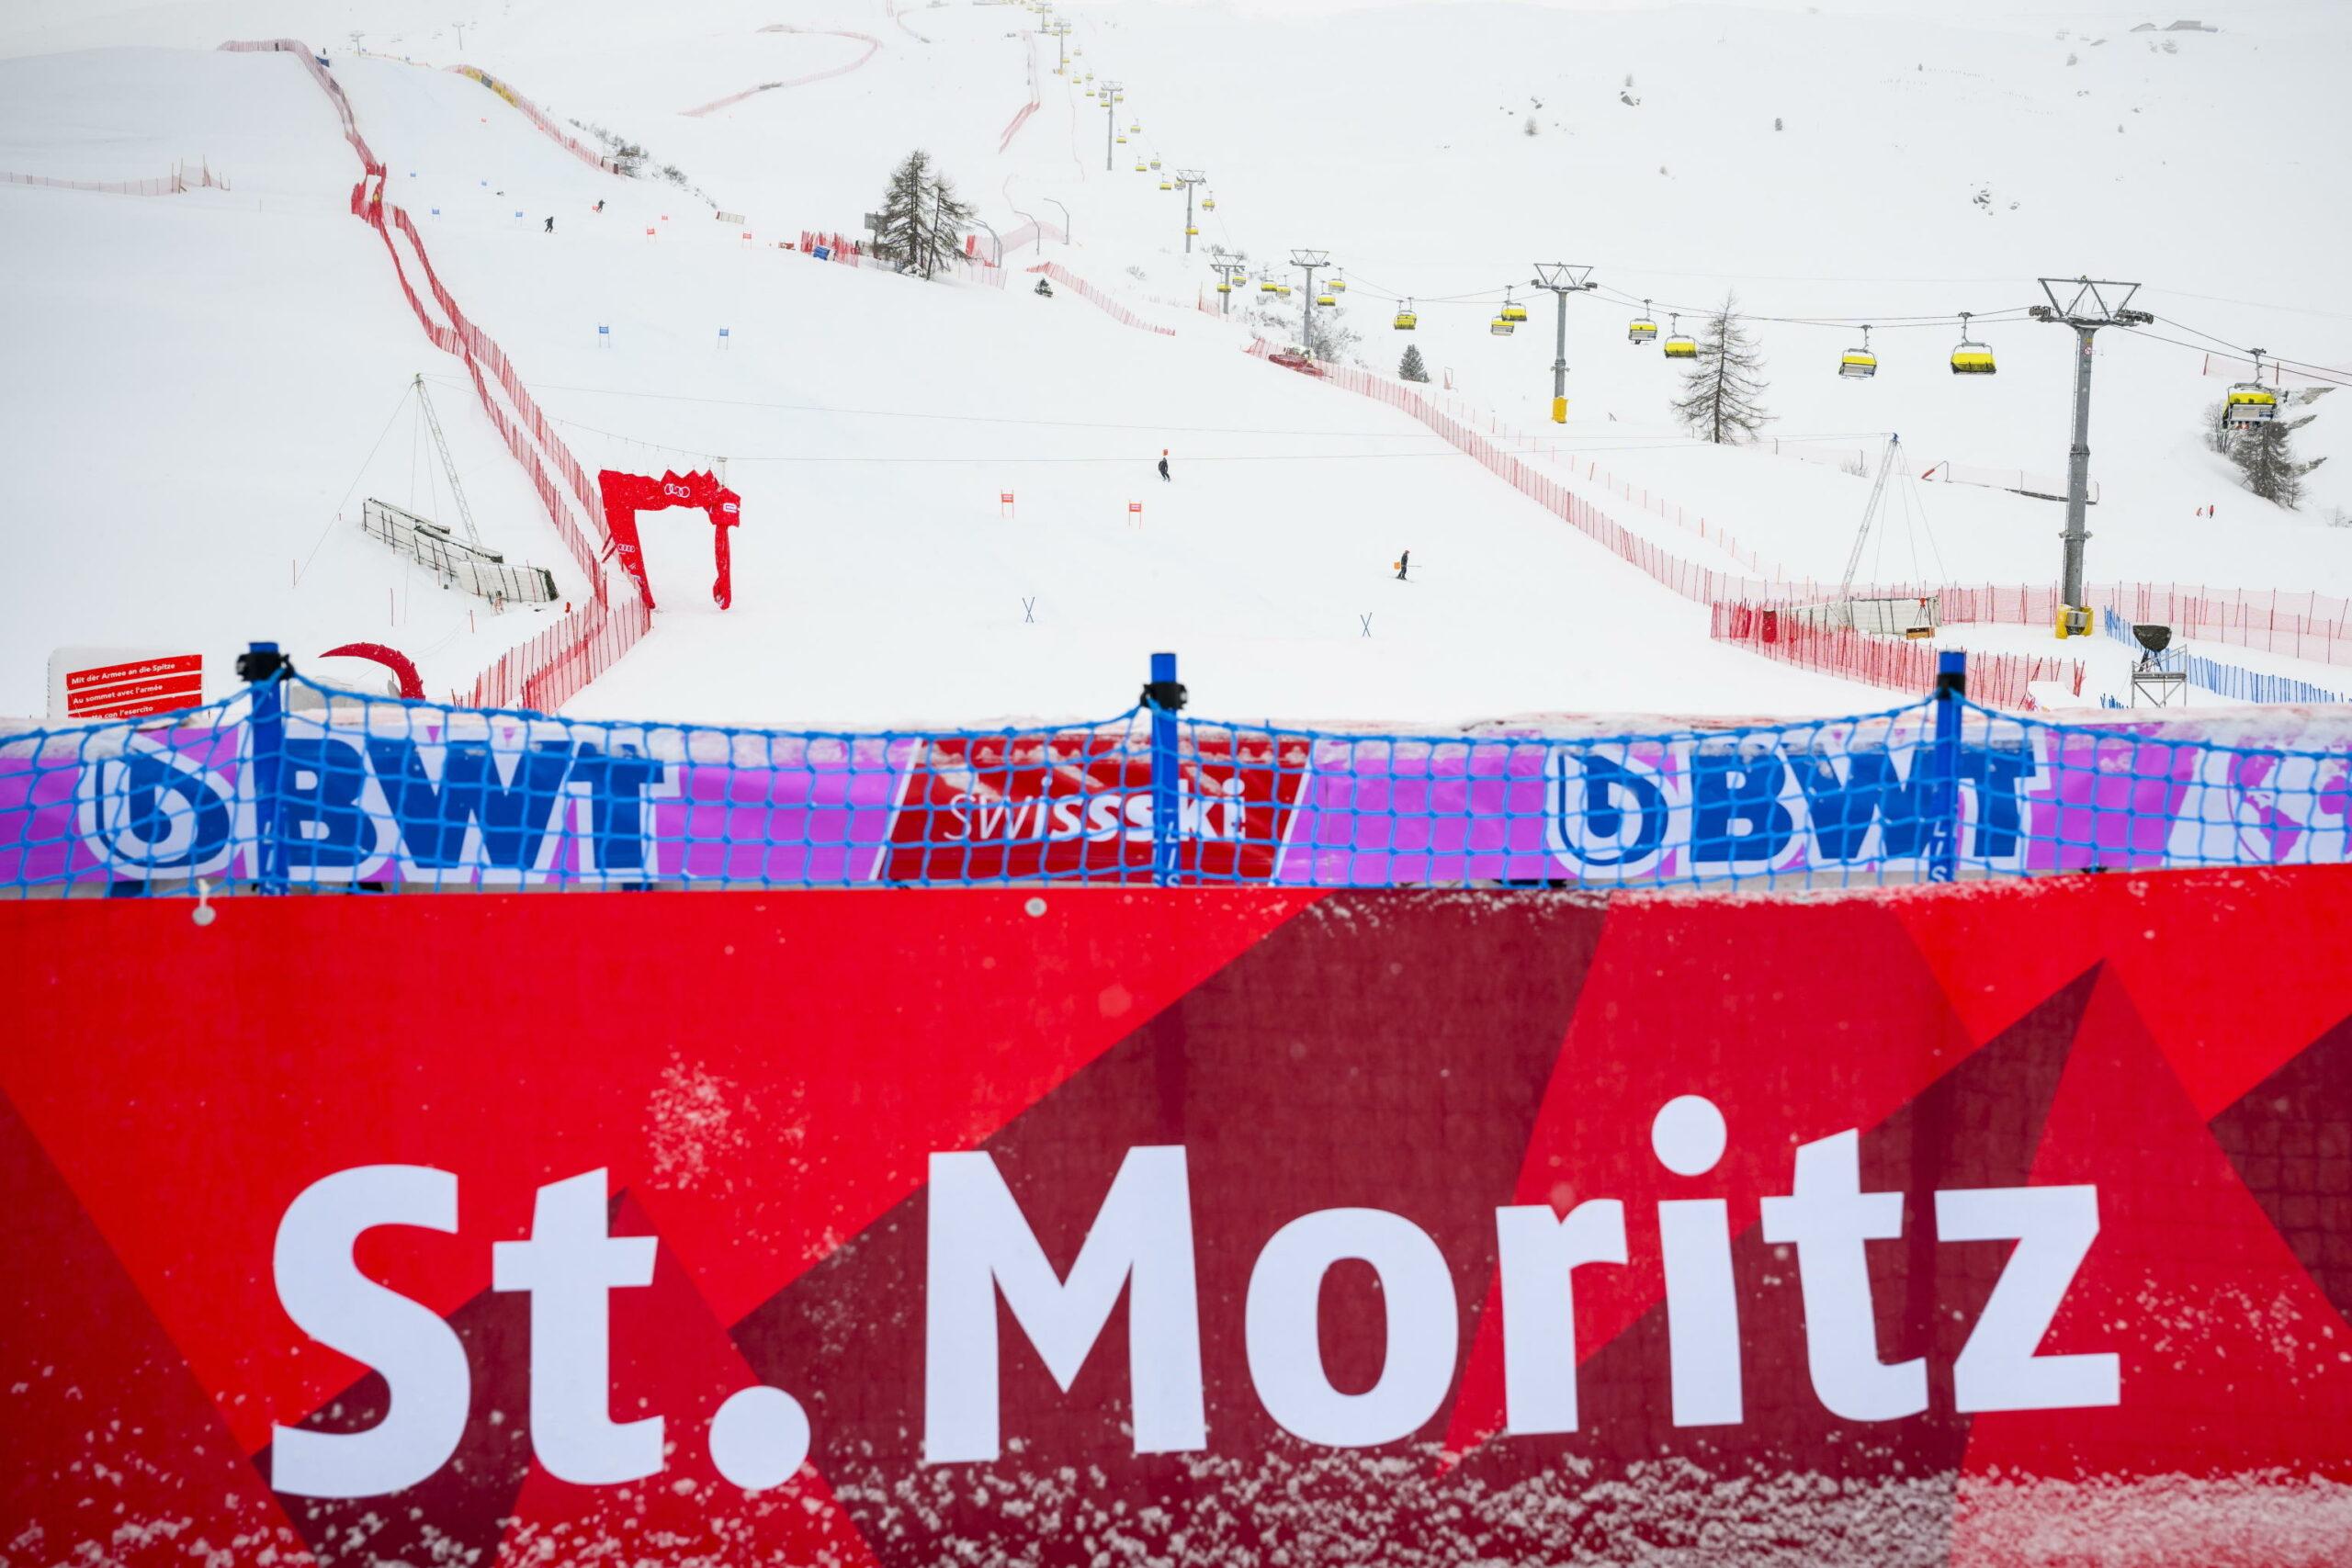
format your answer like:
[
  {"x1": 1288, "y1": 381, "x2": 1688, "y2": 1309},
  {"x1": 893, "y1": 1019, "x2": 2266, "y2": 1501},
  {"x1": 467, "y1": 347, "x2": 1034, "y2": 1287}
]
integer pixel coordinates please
[
  {"x1": 882, "y1": 728, "x2": 1311, "y2": 882},
  {"x1": 6, "y1": 870, "x2": 2352, "y2": 1565},
  {"x1": 60, "y1": 652, "x2": 203, "y2": 719}
]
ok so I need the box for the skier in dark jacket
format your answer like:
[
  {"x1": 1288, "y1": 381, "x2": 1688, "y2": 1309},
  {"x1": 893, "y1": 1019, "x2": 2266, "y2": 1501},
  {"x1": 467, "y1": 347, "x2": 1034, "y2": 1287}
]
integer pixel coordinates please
[
  {"x1": 544, "y1": 216, "x2": 555, "y2": 233},
  {"x1": 1396, "y1": 549, "x2": 1410, "y2": 581},
  {"x1": 1158, "y1": 450, "x2": 1171, "y2": 482}
]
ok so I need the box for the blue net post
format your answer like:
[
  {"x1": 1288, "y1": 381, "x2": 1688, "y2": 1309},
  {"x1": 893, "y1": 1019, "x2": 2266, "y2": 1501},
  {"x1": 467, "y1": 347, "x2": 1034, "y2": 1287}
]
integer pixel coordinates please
[
  {"x1": 1144, "y1": 651, "x2": 1186, "y2": 886},
  {"x1": 1926, "y1": 649, "x2": 1967, "y2": 884},
  {"x1": 238, "y1": 641, "x2": 292, "y2": 895}
]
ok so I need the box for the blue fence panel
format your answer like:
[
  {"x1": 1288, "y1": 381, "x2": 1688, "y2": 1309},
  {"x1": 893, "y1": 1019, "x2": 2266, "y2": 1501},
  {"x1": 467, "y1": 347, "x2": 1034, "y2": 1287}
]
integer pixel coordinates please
[
  {"x1": 5, "y1": 649, "x2": 2352, "y2": 897},
  {"x1": 2100, "y1": 607, "x2": 2348, "y2": 705}
]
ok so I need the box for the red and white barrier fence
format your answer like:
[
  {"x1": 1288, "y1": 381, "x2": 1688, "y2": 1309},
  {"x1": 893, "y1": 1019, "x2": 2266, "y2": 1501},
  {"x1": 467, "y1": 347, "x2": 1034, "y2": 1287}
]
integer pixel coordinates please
[
  {"x1": 464, "y1": 592, "x2": 652, "y2": 712},
  {"x1": 1258, "y1": 344, "x2": 2352, "y2": 686},
  {"x1": 446, "y1": 65, "x2": 620, "y2": 175},
  {"x1": 997, "y1": 218, "x2": 1068, "y2": 255},
  {"x1": 1709, "y1": 603, "x2": 2086, "y2": 710},
  {"x1": 799, "y1": 230, "x2": 1005, "y2": 288},
  {"x1": 219, "y1": 39, "x2": 379, "y2": 170},
  {"x1": 0, "y1": 161, "x2": 231, "y2": 197},
  {"x1": 998, "y1": 33, "x2": 1042, "y2": 152},
  {"x1": 687, "y1": 28, "x2": 883, "y2": 116},
  {"x1": 1027, "y1": 263, "x2": 1176, "y2": 335},
  {"x1": 231, "y1": 39, "x2": 646, "y2": 710}
]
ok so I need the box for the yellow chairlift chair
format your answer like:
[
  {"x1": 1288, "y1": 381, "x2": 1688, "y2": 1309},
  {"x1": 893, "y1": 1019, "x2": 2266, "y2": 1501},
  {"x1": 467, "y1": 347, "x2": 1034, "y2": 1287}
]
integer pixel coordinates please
[
  {"x1": 1839, "y1": 325, "x2": 1878, "y2": 378},
  {"x1": 1950, "y1": 311, "x2": 1996, "y2": 374}
]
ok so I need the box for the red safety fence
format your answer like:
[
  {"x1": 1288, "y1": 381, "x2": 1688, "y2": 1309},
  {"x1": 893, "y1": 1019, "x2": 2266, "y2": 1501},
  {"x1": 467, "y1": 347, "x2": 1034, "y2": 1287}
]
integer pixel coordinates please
[
  {"x1": 998, "y1": 101, "x2": 1039, "y2": 152},
  {"x1": 219, "y1": 39, "x2": 379, "y2": 170},
  {"x1": 363, "y1": 197, "x2": 613, "y2": 597},
  {"x1": 1939, "y1": 582, "x2": 2352, "y2": 668},
  {"x1": 1026, "y1": 263, "x2": 1176, "y2": 335},
  {"x1": 446, "y1": 65, "x2": 620, "y2": 175},
  {"x1": 1262, "y1": 344, "x2": 2352, "y2": 685},
  {"x1": 996, "y1": 218, "x2": 1068, "y2": 255},
  {"x1": 998, "y1": 33, "x2": 1042, "y2": 152},
  {"x1": 1268, "y1": 344, "x2": 1812, "y2": 601},
  {"x1": 0, "y1": 161, "x2": 231, "y2": 197},
  {"x1": 799, "y1": 229, "x2": 868, "y2": 265},
  {"x1": 1709, "y1": 603, "x2": 2086, "y2": 711},
  {"x1": 232, "y1": 39, "x2": 646, "y2": 710},
  {"x1": 463, "y1": 592, "x2": 652, "y2": 712},
  {"x1": 799, "y1": 230, "x2": 1004, "y2": 288},
  {"x1": 687, "y1": 28, "x2": 884, "y2": 117}
]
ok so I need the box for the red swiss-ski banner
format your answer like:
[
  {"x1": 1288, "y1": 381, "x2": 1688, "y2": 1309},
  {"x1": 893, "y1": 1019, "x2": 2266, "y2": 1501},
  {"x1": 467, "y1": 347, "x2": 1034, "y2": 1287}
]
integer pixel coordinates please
[
  {"x1": 6, "y1": 870, "x2": 2352, "y2": 1566},
  {"x1": 884, "y1": 728, "x2": 1311, "y2": 882}
]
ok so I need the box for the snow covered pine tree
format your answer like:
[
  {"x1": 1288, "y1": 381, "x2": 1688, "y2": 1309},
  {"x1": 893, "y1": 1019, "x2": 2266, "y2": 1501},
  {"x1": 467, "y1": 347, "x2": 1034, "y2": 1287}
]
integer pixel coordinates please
[
  {"x1": 1670, "y1": 291, "x2": 1771, "y2": 443},
  {"x1": 1398, "y1": 344, "x2": 1430, "y2": 382},
  {"x1": 875, "y1": 151, "x2": 978, "y2": 280},
  {"x1": 2226, "y1": 405, "x2": 2328, "y2": 509}
]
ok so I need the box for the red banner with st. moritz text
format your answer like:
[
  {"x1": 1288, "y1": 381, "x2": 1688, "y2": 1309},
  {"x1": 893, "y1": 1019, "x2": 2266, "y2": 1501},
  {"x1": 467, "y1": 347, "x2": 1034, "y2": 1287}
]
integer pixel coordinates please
[{"x1": 6, "y1": 870, "x2": 2352, "y2": 1566}]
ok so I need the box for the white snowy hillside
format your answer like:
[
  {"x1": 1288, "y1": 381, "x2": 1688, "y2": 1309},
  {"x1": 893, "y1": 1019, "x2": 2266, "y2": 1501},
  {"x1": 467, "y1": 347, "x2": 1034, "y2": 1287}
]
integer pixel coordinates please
[{"x1": 2, "y1": 0, "x2": 2347, "y2": 728}]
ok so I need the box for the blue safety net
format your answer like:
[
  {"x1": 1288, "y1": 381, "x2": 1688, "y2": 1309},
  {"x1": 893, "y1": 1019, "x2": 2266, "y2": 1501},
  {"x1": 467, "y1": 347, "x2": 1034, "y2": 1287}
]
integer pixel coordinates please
[{"x1": 4, "y1": 666, "x2": 2348, "y2": 897}]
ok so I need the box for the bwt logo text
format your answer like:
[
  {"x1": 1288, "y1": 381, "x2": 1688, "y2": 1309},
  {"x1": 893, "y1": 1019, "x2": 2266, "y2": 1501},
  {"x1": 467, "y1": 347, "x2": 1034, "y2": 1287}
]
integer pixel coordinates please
[
  {"x1": 78, "y1": 726, "x2": 674, "y2": 884},
  {"x1": 266, "y1": 1096, "x2": 2112, "y2": 1498},
  {"x1": 1545, "y1": 735, "x2": 2038, "y2": 879}
]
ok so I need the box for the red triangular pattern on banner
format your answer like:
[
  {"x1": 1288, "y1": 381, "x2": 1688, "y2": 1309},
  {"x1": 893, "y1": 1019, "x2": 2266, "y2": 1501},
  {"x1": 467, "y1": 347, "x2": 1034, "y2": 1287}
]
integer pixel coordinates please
[
  {"x1": 0, "y1": 891, "x2": 1312, "y2": 1454},
  {"x1": 494, "y1": 1194, "x2": 878, "y2": 1568},
  {"x1": 1896, "y1": 866, "x2": 2352, "y2": 1119},
  {"x1": 1950, "y1": 972, "x2": 2352, "y2": 1566},
  {"x1": 0, "y1": 1093, "x2": 314, "y2": 1567},
  {"x1": 1442, "y1": 894, "x2": 1995, "y2": 1463}
]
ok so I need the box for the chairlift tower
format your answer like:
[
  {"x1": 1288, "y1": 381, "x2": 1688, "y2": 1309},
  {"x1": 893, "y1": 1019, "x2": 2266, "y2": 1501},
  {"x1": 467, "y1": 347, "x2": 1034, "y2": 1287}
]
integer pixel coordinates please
[
  {"x1": 1531, "y1": 263, "x2": 1598, "y2": 423},
  {"x1": 1100, "y1": 82, "x2": 1123, "y2": 172},
  {"x1": 1206, "y1": 246, "x2": 1247, "y2": 315},
  {"x1": 1046, "y1": 19, "x2": 1072, "y2": 73},
  {"x1": 1174, "y1": 168, "x2": 1206, "y2": 254},
  {"x1": 1290, "y1": 248, "x2": 1329, "y2": 354},
  {"x1": 2028, "y1": 277, "x2": 2151, "y2": 637}
]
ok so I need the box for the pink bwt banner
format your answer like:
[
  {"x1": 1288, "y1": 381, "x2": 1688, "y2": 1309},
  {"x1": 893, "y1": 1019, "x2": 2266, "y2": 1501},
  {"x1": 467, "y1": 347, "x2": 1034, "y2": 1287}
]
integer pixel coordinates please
[
  {"x1": 5, "y1": 708, "x2": 2352, "y2": 889},
  {"x1": 6, "y1": 872, "x2": 2352, "y2": 1563}
]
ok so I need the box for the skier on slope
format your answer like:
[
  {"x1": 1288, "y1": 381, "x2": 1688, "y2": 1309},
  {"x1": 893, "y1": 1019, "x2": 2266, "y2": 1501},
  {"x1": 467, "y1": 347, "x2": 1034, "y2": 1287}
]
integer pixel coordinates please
[
  {"x1": 1396, "y1": 549, "x2": 1410, "y2": 581},
  {"x1": 1158, "y1": 450, "x2": 1171, "y2": 482},
  {"x1": 544, "y1": 216, "x2": 555, "y2": 233}
]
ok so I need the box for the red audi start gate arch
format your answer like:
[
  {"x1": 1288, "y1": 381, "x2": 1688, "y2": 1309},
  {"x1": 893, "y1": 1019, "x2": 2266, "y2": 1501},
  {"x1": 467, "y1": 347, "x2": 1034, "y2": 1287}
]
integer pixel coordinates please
[{"x1": 596, "y1": 468, "x2": 742, "y2": 610}]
